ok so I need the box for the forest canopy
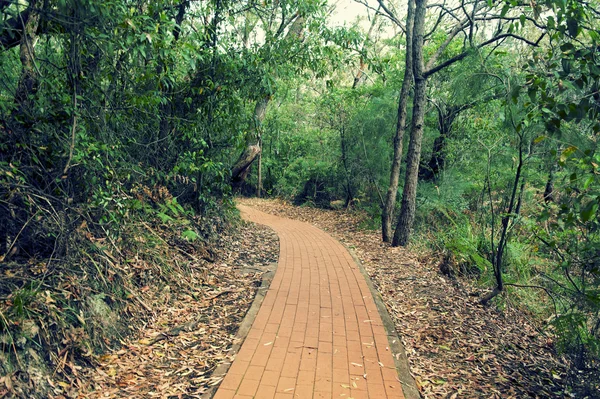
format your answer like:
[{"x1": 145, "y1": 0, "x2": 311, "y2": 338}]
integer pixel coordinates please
[{"x1": 1, "y1": 0, "x2": 600, "y2": 396}]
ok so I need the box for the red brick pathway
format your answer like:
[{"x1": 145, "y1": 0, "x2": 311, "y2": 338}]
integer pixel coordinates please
[{"x1": 213, "y1": 205, "x2": 406, "y2": 399}]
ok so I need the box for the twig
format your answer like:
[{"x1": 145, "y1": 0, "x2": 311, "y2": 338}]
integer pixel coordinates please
[
  {"x1": 147, "y1": 289, "x2": 242, "y2": 344},
  {"x1": 62, "y1": 88, "x2": 77, "y2": 176},
  {"x1": 139, "y1": 220, "x2": 201, "y2": 262},
  {"x1": 1, "y1": 210, "x2": 38, "y2": 262}
]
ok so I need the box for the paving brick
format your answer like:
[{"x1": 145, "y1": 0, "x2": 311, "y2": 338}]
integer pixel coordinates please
[
  {"x1": 275, "y1": 376, "x2": 296, "y2": 393},
  {"x1": 212, "y1": 388, "x2": 236, "y2": 399},
  {"x1": 293, "y1": 384, "x2": 314, "y2": 398},
  {"x1": 244, "y1": 365, "x2": 265, "y2": 381},
  {"x1": 254, "y1": 384, "x2": 277, "y2": 399},
  {"x1": 213, "y1": 205, "x2": 411, "y2": 399},
  {"x1": 236, "y1": 377, "x2": 260, "y2": 397},
  {"x1": 260, "y1": 369, "x2": 281, "y2": 386}
]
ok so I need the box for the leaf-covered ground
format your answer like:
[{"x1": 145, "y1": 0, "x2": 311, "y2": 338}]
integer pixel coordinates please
[
  {"x1": 76, "y1": 220, "x2": 279, "y2": 399},
  {"x1": 239, "y1": 198, "x2": 575, "y2": 399}
]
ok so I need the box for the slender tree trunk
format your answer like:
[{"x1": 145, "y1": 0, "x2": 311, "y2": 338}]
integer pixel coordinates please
[
  {"x1": 352, "y1": 7, "x2": 379, "y2": 89},
  {"x1": 382, "y1": 0, "x2": 415, "y2": 242},
  {"x1": 544, "y1": 165, "x2": 555, "y2": 203},
  {"x1": 253, "y1": 95, "x2": 269, "y2": 196},
  {"x1": 232, "y1": 14, "x2": 305, "y2": 189},
  {"x1": 340, "y1": 119, "x2": 354, "y2": 207},
  {"x1": 257, "y1": 137, "x2": 263, "y2": 197},
  {"x1": 419, "y1": 104, "x2": 463, "y2": 180},
  {"x1": 13, "y1": 1, "x2": 40, "y2": 119},
  {"x1": 481, "y1": 133, "x2": 525, "y2": 305},
  {"x1": 392, "y1": 0, "x2": 427, "y2": 247}
]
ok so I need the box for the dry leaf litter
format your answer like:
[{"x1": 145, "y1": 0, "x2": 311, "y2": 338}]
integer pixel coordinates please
[
  {"x1": 75, "y1": 221, "x2": 279, "y2": 399},
  {"x1": 240, "y1": 198, "x2": 574, "y2": 399}
]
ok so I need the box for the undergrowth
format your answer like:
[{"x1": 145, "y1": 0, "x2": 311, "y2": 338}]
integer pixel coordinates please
[
  {"x1": 413, "y1": 193, "x2": 600, "y2": 396},
  {"x1": 0, "y1": 183, "x2": 234, "y2": 398}
]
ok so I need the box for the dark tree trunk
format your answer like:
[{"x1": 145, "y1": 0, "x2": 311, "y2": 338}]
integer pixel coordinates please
[
  {"x1": 155, "y1": 1, "x2": 189, "y2": 167},
  {"x1": 340, "y1": 120, "x2": 354, "y2": 207},
  {"x1": 419, "y1": 104, "x2": 466, "y2": 181},
  {"x1": 392, "y1": 0, "x2": 427, "y2": 247},
  {"x1": 481, "y1": 131, "x2": 525, "y2": 305},
  {"x1": 13, "y1": 2, "x2": 40, "y2": 119},
  {"x1": 544, "y1": 168, "x2": 555, "y2": 203},
  {"x1": 382, "y1": 0, "x2": 415, "y2": 243}
]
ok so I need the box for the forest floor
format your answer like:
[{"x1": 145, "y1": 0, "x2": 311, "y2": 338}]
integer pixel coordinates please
[
  {"x1": 71, "y1": 220, "x2": 279, "y2": 398},
  {"x1": 239, "y1": 198, "x2": 575, "y2": 399},
  {"x1": 13, "y1": 198, "x2": 581, "y2": 398}
]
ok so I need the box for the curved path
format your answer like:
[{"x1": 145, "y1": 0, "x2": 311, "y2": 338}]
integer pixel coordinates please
[{"x1": 213, "y1": 205, "x2": 407, "y2": 399}]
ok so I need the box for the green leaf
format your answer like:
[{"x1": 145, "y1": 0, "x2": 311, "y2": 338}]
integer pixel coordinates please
[
  {"x1": 567, "y1": 17, "x2": 579, "y2": 38},
  {"x1": 181, "y1": 230, "x2": 198, "y2": 241},
  {"x1": 580, "y1": 202, "x2": 598, "y2": 222},
  {"x1": 533, "y1": 135, "x2": 547, "y2": 144},
  {"x1": 561, "y1": 58, "x2": 571, "y2": 74},
  {"x1": 560, "y1": 146, "x2": 577, "y2": 162},
  {"x1": 583, "y1": 175, "x2": 595, "y2": 190},
  {"x1": 157, "y1": 212, "x2": 173, "y2": 223}
]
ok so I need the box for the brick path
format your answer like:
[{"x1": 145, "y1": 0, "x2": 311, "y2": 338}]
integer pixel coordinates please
[{"x1": 213, "y1": 205, "x2": 406, "y2": 399}]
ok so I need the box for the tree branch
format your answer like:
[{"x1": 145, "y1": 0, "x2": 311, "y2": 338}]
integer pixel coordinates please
[
  {"x1": 424, "y1": 32, "x2": 545, "y2": 78},
  {"x1": 0, "y1": 9, "x2": 30, "y2": 50}
]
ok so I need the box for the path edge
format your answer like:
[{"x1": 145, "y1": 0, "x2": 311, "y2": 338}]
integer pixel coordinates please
[
  {"x1": 201, "y1": 262, "x2": 277, "y2": 399},
  {"x1": 343, "y1": 243, "x2": 422, "y2": 399}
]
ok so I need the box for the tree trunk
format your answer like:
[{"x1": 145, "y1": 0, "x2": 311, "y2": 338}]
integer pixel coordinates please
[
  {"x1": 340, "y1": 120, "x2": 354, "y2": 207},
  {"x1": 481, "y1": 131, "x2": 525, "y2": 305},
  {"x1": 419, "y1": 104, "x2": 464, "y2": 181},
  {"x1": 257, "y1": 138, "x2": 263, "y2": 197},
  {"x1": 253, "y1": 95, "x2": 269, "y2": 195},
  {"x1": 232, "y1": 145, "x2": 261, "y2": 187},
  {"x1": 392, "y1": 0, "x2": 427, "y2": 247},
  {"x1": 13, "y1": 1, "x2": 40, "y2": 118},
  {"x1": 382, "y1": 0, "x2": 415, "y2": 243},
  {"x1": 352, "y1": 8, "x2": 379, "y2": 89},
  {"x1": 543, "y1": 167, "x2": 555, "y2": 203},
  {"x1": 233, "y1": 14, "x2": 305, "y2": 190}
]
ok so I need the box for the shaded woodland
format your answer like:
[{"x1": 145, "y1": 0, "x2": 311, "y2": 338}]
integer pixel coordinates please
[{"x1": 1, "y1": 0, "x2": 599, "y2": 397}]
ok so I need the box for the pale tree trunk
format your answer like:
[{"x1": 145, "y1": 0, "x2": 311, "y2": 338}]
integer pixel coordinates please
[
  {"x1": 232, "y1": 14, "x2": 305, "y2": 190},
  {"x1": 231, "y1": 145, "x2": 261, "y2": 187},
  {"x1": 352, "y1": 8, "x2": 379, "y2": 89},
  {"x1": 257, "y1": 137, "x2": 263, "y2": 197},
  {"x1": 14, "y1": 0, "x2": 40, "y2": 118},
  {"x1": 392, "y1": 0, "x2": 427, "y2": 247},
  {"x1": 382, "y1": 0, "x2": 415, "y2": 243},
  {"x1": 253, "y1": 95, "x2": 269, "y2": 197}
]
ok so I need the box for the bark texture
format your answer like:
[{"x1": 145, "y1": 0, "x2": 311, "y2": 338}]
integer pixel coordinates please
[
  {"x1": 233, "y1": 13, "x2": 305, "y2": 190},
  {"x1": 381, "y1": 0, "x2": 415, "y2": 243},
  {"x1": 392, "y1": 0, "x2": 427, "y2": 247},
  {"x1": 231, "y1": 145, "x2": 261, "y2": 187},
  {"x1": 14, "y1": 2, "x2": 40, "y2": 115},
  {"x1": 419, "y1": 104, "x2": 466, "y2": 181}
]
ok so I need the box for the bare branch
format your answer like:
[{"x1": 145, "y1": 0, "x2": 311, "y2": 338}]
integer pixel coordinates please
[
  {"x1": 424, "y1": 32, "x2": 545, "y2": 78},
  {"x1": 0, "y1": 9, "x2": 30, "y2": 50}
]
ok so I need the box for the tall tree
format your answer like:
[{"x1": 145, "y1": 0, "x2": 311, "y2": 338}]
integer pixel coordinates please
[
  {"x1": 387, "y1": 0, "x2": 545, "y2": 246},
  {"x1": 230, "y1": 8, "x2": 307, "y2": 189},
  {"x1": 381, "y1": 0, "x2": 414, "y2": 242},
  {"x1": 392, "y1": 0, "x2": 426, "y2": 246}
]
